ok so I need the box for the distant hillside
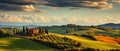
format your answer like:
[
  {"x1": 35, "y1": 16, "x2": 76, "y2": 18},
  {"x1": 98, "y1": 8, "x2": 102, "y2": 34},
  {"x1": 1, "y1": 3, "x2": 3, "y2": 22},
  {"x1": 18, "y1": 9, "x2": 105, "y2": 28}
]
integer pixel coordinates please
[{"x1": 99, "y1": 23, "x2": 120, "y2": 28}]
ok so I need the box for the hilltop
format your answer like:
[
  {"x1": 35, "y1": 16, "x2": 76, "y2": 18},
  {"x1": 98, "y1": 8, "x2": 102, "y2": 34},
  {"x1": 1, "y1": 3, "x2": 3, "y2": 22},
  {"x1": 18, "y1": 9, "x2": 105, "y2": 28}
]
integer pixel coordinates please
[{"x1": 99, "y1": 23, "x2": 120, "y2": 29}]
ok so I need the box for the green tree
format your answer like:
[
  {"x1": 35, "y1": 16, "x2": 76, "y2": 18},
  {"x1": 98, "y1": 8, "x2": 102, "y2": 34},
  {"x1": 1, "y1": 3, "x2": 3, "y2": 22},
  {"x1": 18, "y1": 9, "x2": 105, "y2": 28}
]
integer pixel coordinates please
[
  {"x1": 104, "y1": 27, "x2": 113, "y2": 31},
  {"x1": 45, "y1": 27, "x2": 48, "y2": 34},
  {"x1": 0, "y1": 30, "x2": 3, "y2": 36},
  {"x1": 38, "y1": 27, "x2": 42, "y2": 34},
  {"x1": 23, "y1": 26, "x2": 26, "y2": 33},
  {"x1": 87, "y1": 31, "x2": 94, "y2": 35},
  {"x1": 0, "y1": 28, "x2": 8, "y2": 36},
  {"x1": 26, "y1": 27, "x2": 28, "y2": 36},
  {"x1": 42, "y1": 27, "x2": 46, "y2": 34},
  {"x1": 66, "y1": 28, "x2": 75, "y2": 33},
  {"x1": 39, "y1": 27, "x2": 46, "y2": 34}
]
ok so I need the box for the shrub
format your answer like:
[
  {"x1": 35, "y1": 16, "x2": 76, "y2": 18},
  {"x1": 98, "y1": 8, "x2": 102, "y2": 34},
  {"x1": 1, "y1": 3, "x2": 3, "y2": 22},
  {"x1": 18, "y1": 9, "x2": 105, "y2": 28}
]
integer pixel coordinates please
[{"x1": 81, "y1": 34, "x2": 97, "y2": 40}]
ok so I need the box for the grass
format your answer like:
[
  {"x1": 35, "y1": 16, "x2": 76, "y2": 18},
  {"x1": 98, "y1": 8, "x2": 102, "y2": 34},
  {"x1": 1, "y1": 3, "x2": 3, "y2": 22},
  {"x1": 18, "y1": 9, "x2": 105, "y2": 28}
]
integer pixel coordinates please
[
  {"x1": 48, "y1": 27, "x2": 67, "y2": 34},
  {"x1": 68, "y1": 28, "x2": 120, "y2": 38},
  {"x1": 65, "y1": 35, "x2": 120, "y2": 50},
  {"x1": 44, "y1": 33, "x2": 120, "y2": 50},
  {"x1": 0, "y1": 36, "x2": 58, "y2": 51},
  {"x1": 68, "y1": 28, "x2": 104, "y2": 34},
  {"x1": 0, "y1": 33, "x2": 120, "y2": 51}
]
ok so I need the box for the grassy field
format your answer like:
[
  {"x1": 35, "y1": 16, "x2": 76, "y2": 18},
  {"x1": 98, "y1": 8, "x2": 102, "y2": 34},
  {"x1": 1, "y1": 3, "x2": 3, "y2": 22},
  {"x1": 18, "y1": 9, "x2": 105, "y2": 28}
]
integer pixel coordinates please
[
  {"x1": 0, "y1": 33, "x2": 120, "y2": 51},
  {"x1": 0, "y1": 36, "x2": 58, "y2": 51},
  {"x1": 68, "y1": 28, "x2": 104, "y2": 34},
  {"x1": 48, "y1": 27, "x2": 67, "y2": 34},
  {"x1": 42, "y1": 33, "x2": 120, "y2": 50},
  {"x1": 66, "y1": 35, "x2": 120, "y2": 50},
  {"x1": 68, "y1": 28, "x2": 120, "y2": 38}
]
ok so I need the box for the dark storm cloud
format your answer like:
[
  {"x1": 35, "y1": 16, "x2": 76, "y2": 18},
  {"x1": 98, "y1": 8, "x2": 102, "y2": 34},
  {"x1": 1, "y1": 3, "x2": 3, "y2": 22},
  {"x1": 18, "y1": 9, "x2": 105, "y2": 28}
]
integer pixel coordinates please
[
  {"x1": 0, "y1": 3, "x2": 35, "y2": 11},
  {"x1": 0, "y1": 0, "x2": 40, "y2": 5},
  {"x1": 0, "y1": 0, "x2": 45, "y2": 11},
  {"x1": 0, "y1": 0, "x2": 114, "y2": 11},
  {"x1": 45, "y1": 0, "x2": 113, "y2": 9}
]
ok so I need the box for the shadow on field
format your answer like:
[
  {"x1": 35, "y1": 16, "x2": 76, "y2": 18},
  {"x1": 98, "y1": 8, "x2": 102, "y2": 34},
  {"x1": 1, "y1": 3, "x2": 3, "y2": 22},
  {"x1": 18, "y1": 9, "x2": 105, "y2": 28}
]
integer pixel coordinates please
[{"x1": 0, "y1": 37, "x2": 56, "y2": 51}]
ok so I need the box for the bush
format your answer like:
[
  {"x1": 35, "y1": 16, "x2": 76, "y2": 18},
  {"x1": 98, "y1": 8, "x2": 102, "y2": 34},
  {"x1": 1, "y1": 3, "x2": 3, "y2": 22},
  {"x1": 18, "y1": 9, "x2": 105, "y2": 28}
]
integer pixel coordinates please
[
  {"x1": 0, "y1": 30, "x2": 9, "y2": 37},
  {"x1": 81, "y1": 34, "x2": 97, "y2": 40}
]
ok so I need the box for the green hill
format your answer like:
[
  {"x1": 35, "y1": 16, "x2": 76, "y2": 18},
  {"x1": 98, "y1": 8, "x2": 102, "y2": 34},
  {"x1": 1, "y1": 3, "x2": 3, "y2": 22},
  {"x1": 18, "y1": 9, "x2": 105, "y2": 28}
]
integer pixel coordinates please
[
  {"x1": 68, "y1": 28, "x2": 120, "y2": 37},
  {"x1": 66, "y1": 35, "x2": 120, "y2": 50},
  {"x1": 0, "y1": 33, "x2": 120, "y2": 51},
  {"x1": 0, "y1": 36, "x2": 58, "y2": 51},
  {"x1": 48, "y1": 26, "x2": 68, "y2": 34},
  {"x1": 32, "y1": 33, "x2": 120, "y2": 50}
]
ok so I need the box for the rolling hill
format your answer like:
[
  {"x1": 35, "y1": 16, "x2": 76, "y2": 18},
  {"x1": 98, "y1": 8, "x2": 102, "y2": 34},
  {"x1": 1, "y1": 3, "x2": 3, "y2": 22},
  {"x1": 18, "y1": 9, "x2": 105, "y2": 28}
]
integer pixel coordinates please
[
  {"x1": 0, "y1": 33, "x2": 120, "y2": 51},
  {"x1": 66, "y1": 35, "x2": 120, "y2": 50},
  {"x1": 68, "y1": 28, "x2": 120, "y2": 38},
  {"x1": 0, "y1": 36, "x2": 58, "y2": 51},
  {"x1": 32, "y1": 33, "x2": 120, "y2": 50},
  {"x1": 99, "y1": 23, "x2": 120, "y2": 29}
]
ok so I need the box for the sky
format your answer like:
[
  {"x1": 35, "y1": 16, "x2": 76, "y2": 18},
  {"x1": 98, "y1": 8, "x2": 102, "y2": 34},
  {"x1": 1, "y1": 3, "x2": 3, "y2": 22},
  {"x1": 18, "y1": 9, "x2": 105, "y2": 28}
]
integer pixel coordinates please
[{"x1": 0, "y1": 0, "x2": 120, "y2": 26}]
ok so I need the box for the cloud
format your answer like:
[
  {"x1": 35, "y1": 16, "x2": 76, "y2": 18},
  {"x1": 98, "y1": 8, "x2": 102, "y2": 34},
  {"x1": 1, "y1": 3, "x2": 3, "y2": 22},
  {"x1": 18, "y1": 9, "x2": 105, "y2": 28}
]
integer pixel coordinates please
[
  {"x1": 45, "y1": 0, "x2": 113, "y2": 9},
  {"x1": 0, "y1": 14, "x2": 120, "y2": 25},
  {"x1": 0, "y1": 14, "x2": 50, "y2": 23},
  {"x1": 112, "y1": 0, "x2": 120, "y2": 4},
  {"x1": 69, "y1": 7, "x2": 80, "y2": 10},
  {"x1": 0, "y1": 0, "x2": 40, "y2": 5},
  {"x1": 0, "y1": 3, "x2": 35, "y2": 11},
  {"x1": 0, "y1": 0, "x2": 116, "y2": 11},
  {"x1": 80, "y1": 1, "x2": 113, "y2": 9},
  {"x1": 0, "y1": 0, "x2": 46, "y2": 12},
  {"x1": 0, "y1": 14, "x2": 31, "y2": 22},
  {"x1": 35, "y1": 9, "x2": 46, "y2": 12},
  {"x1": 50, "y1": 17, "x2": 64, "y2": 23},
  {"x1": 50, "y1": 7, "x2": 58, "y2": 10}
]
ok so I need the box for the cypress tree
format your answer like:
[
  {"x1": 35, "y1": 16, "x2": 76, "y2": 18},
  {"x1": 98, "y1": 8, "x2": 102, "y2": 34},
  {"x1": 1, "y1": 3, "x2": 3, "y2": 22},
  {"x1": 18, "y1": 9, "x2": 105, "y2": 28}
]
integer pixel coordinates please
[
  {"x1": 43, "y1": 27, "x2": 46, "y2": 34},
  {"x1": 39, "y1": 27, "x2": 42, "y2": 34},
  {"x1": 45, "y1": 27, "x2": 48, "y2": 34},
  {"x1": 26, "y1": 27, "x2": 28, "y2": 36},
  {"x1": 23, "y1": 26, "x2": 26, "y2": 33}
]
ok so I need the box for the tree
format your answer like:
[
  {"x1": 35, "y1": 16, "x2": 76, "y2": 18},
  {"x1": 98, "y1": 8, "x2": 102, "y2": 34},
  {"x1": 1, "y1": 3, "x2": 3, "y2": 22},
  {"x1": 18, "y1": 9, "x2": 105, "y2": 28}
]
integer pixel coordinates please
[
  {"x1": 104, "y1": 27, "x2": 113, "y2": 31},
  {"x1": 26, "y1": 27, "x2": 28, "y2": 36},
  {"x1": 38, "y1": 27, "x2": 42, "y2": 34},
  {"x1": 42, "y1": 27, "x2": 46, "y2": 34},
  {"x1": 45, "y1": 27, "x2": 48, "y2": 34},
  {"x1": 13, "y1": 29, "x2": 16, "y2": 34},
  {"x1": 90, "y1": 25, "x2": 97, "y2": 28},
  {"x1": 87, "y1": 31, "x2": 94, "y2": 35},
  {"x1": 23, "y1": 26, "x2": 26, "y2": 33},
  {"x1": 66, "y1": 28, "x2": 75, "y2": 33},
  {"x1": 0, "y1": 28, "x2": 8, "y2": 36},
  {"x1": 16, "y1": 29, "x2": 20, "y2": 35},
  {"x1": 0, "y1": 30, "x2": 3, "y2": 36},
  {"x1": 39, "y1": 27, "x2": 46, "y2": 34}
]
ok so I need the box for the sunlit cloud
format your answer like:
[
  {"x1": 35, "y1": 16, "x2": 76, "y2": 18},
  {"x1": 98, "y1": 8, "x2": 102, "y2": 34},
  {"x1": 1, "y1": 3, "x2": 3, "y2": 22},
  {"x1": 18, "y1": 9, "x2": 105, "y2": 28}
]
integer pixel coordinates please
[
  {"x1": 0, "y1": 14, "x2": 120, "y2": 25},
  {"x1": 50, "y1": 7, "x2": 58, "y2": 10},
  {"x1": 112, "y1": 0, "x2": 120, "y2": 4}
]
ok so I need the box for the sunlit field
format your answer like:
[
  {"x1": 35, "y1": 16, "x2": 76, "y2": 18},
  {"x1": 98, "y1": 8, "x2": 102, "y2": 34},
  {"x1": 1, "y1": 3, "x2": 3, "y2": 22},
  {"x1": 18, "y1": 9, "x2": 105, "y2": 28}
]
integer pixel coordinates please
[{"x1": 0, "y1": 0, "x2": 120, "y2": 51}]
